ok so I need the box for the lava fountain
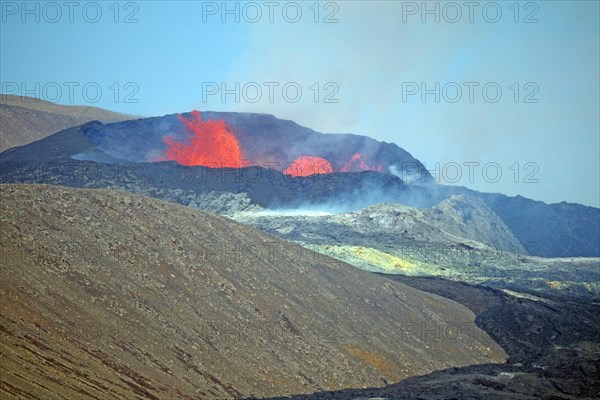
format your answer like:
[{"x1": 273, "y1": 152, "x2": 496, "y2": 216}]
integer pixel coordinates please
[
  {"x1": 162, "y1": 111, "x2": 383, "y2": 176},
  {"x1": 163, "y1": 110, "x2": 246, "y2": 167},
  {"x1": 284, "y1": 156, "x2": 334, "y2": 177},
  {"x1": 341, "y1": 153, "x2": 382, "y2": 172}
]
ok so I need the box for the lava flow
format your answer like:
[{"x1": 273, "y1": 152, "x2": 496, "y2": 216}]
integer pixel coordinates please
[
  {"x1": 163, "y1": 110, "x2": 246, "y2": 168},
  {"x1": 284, "y1": 156, "x2": 334, "y2": 177}
]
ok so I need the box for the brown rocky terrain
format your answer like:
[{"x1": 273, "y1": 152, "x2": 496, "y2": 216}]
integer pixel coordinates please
[
  {"x1": 0, "y1": 95, "x2": 136, "y2": 151},
  {"x1": 255, "y1": 275, "x2": 600, "y2": 400},
  {"x1": 0, "y1": 184, "x2": 506, "y2": 399}
]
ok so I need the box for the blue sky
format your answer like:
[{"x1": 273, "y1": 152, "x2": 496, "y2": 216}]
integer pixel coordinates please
[{"x1": 1, "y1": 1, "x2": 599, "y2": 207}]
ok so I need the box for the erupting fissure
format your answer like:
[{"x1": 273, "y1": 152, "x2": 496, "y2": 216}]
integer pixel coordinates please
[
  {"x1": 163, "y1": 110, "x2": 246, "y2": 168},
  {"x1": 162, "y1": 111, "x2": 383, "y2": 176},
  {"x1": 341, "y1": 153, "x2": 383, "y2": 173}
]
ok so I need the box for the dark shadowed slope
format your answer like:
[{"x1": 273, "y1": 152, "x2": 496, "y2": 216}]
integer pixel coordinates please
[{"x1": 0, "y1": 184, "x2": 505, "y2": 399}]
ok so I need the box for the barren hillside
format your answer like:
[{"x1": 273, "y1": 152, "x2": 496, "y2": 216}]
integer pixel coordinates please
[
  {"x1": 0, "y1": 184, "x2": 505, "y2": 399},
  {"x1": 0, "y1": 95, "x2": 135, "y2": 151}
]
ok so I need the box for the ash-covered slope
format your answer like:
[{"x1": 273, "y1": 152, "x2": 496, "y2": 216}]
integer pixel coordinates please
[
  {"x1": 0, "y1": 184, "x2": 506, "y2": 399},
  {"x1": 0, "y1": 95, "x2": 135, "y2": 151}
]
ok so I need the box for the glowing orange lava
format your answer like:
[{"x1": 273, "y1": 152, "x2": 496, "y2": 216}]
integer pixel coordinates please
[
  {"x1": 285, "y1": 156, "x2": 334, "y2": 177},
  {"x1": 341, "y1": 153, "x2": 383, "y2": 172},
  {"x1": 163, "y1": 110, "x2": 246, "y2": 168}
]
